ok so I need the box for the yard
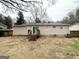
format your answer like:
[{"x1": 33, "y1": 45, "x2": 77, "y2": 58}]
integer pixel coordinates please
[{"x1": 0, "y1": 36, "x2": 79, "y2": 59}]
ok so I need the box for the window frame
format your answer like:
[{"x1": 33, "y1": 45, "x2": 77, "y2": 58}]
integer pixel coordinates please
[
  {"x1": 53, "y1": 26, "x2": 56, "y2": 28},
  {"x1": 60, "y1": 26, "x2": 63, "y2": 29}
]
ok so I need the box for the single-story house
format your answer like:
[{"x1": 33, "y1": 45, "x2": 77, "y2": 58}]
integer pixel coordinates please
[
  {"x1": 13, "y1": 23, "x2": 70, "y2": 36},
  {"x1": 69, "y1": 23, "x2": 79, "y2": 37}
]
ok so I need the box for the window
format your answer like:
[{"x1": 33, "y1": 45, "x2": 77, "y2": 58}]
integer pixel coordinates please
[
  {"x1": 60, "y1": 27, "x2": 63, "y2": 29},
  {"x1": 53, "y1": 26, "x2": 56, "y2": 28}
]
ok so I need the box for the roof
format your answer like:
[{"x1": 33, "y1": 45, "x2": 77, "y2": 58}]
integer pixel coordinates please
[
  {"x1": 14, "y1": 23, "x2": 70, "y2": 27},
  {"x1": 69, "y1": 23, "x2": 79, "y2": 31}
]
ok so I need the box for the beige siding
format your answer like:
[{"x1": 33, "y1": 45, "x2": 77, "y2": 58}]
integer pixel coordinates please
[
  {"x1": 13, "y1": 26, "x2": 70, "y2": 36},
  {"x1": 39, "y1": 26, "x2": 70, "y2": 36},
  {"x1": 13, "y1": 26, "x2": 32, "y2": 35}
]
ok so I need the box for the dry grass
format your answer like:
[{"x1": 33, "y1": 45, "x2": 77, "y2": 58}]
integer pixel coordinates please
[{"x1": 0, "y1": 36, "x2": 79, "y2": 59}]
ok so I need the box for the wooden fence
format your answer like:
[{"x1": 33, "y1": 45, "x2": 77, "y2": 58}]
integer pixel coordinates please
[{"x1": 0, "y1": 30, "x2": 13, "y2": 37}]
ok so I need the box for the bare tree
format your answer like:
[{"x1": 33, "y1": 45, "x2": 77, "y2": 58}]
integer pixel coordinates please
[
  {"x1": 0, "y1": 0, "x2": 55, "y2": 23},
  {"x1": 0, "y1": 0, "x2": 40, "y2": 12},
  {"x1": 60, "y1": 9, "x2": 79, "y2": 25},
  {"x1": 0, "y1": 0, "x2": 55, "y2": 13},
  {"x1": 29, "y1": 0, "x2": 55, "y2": 23}
]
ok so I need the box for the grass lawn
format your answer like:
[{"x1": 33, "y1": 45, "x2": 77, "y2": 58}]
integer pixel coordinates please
[{"x1": 0, "y1": 36, "x2": 79, "y2": 59}]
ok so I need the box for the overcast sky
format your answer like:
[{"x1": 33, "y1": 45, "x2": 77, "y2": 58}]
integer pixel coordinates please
[
  {"x1": 0, "y1": 0, "x2": 79, "y2": 22},
  {"x1": 47, "y1": 0, "x2": 79, "y2": 21}
]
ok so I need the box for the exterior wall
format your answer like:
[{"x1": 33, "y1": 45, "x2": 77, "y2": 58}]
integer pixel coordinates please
[
  {"x1": 39, "y1": 26, "x2": 70, "y2": 36},
  {"x1": 13, "y1": 26, "x2": 32, "y2": 35},
  {"x1": 13, "y1": 26, "x2": 70, "y2": 36}
]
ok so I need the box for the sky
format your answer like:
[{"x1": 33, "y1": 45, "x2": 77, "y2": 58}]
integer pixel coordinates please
[
  {"x1": 0, "y1": 0, "x2": 79, "y2": 22},
  {"x1": 47, "y1": 0, "x2": 79, "y2": 21}
]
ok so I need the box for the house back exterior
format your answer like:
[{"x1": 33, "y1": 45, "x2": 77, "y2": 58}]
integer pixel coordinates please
[{"x1": 13, "y1": 23, "x2": 70, "y2": 36}]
